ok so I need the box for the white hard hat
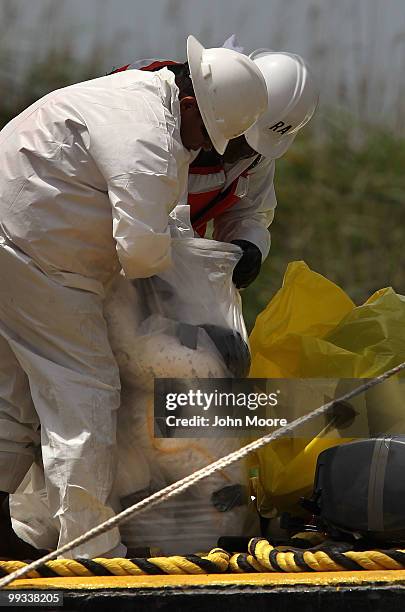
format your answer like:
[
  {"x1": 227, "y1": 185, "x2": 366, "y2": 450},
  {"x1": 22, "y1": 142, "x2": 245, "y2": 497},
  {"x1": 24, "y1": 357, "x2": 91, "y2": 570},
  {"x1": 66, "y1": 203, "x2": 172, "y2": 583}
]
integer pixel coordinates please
[
  {"x1": 187, "y1": 35, "x2": 267, "y2": 155},
  {"x1": 245, "y1": 50, "x2": 319, "y2": 159}
]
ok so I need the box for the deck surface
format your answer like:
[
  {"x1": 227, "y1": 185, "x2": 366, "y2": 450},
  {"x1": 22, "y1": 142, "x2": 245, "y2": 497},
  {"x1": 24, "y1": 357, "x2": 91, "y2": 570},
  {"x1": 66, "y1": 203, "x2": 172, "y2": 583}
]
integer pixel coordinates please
[{"x1": 6, "y1": 568, "x2": 405, "y2": 590}]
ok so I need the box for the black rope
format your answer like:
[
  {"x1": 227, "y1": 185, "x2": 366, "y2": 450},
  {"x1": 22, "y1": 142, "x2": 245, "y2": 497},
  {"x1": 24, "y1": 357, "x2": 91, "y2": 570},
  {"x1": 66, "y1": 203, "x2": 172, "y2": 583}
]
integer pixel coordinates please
[
  {"x1": 384, "y1": 550, "x2": 405, "y2": 566},
  {"x1": 269, "y1": 549, "x2": 284, "y2": 572},
  {"x1": 184, "y1": 554, "x2": 219, "y2": 574},
  {"x1": 292, "y1": 551, "x2": 315, "y2": 572},
  {"x1": 235, "y1": 553, "x2": 256, "y2": 573},
  {"x1": 75, "y1": 558, "x2": 114, "y2": 577},
  {"x1": 35, "y1": 564, "x2": 60, "y2": 578},
  {"x1": 131, "y1": 558, "x2": 165, "y2": 575}
]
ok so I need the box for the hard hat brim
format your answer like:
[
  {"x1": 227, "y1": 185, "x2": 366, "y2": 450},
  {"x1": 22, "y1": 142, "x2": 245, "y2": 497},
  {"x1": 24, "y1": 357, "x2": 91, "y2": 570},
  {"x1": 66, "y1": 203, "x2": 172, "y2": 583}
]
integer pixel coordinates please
[
  {"x1": 187, "y1": 35, "x2": 228, "y2": 155},
  {"x1": 245, "y1": 123, "x2": 296, "y2": 159}
]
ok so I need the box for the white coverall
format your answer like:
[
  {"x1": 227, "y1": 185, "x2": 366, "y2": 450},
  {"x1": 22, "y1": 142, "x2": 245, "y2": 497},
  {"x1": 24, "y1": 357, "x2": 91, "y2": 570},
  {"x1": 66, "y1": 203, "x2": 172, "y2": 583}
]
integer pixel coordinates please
[{"x1": 0, "y1": 67, "x2": 192, "y2": 557}]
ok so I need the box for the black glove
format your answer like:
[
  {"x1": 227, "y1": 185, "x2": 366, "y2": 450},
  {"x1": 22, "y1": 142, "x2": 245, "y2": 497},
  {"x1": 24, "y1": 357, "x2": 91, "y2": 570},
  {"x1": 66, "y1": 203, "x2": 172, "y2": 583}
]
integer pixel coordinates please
[
  {"x1": 200, "y1": 324, "x2": 251, "y2": 378},
  {"x1": 231, "y1": 240, "x2": 262, "y2": 289}
]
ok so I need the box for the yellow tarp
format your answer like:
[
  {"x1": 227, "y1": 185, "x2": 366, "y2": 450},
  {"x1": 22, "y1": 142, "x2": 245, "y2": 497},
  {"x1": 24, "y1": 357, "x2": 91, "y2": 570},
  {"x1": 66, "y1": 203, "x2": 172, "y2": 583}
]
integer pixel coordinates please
[{"x1": 249, "y1": 261, "x2": 405, "y2": 514}]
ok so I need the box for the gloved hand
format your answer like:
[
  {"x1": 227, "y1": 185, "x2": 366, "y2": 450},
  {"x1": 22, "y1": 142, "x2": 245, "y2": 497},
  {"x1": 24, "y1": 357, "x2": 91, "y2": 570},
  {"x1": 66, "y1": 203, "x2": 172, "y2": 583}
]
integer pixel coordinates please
[
  {"x1": 200, "y1": 324, "x2": 251, "y2": 377},
  {"x1": 231, "y1": 240, "x2": 262, "y2": 289}
]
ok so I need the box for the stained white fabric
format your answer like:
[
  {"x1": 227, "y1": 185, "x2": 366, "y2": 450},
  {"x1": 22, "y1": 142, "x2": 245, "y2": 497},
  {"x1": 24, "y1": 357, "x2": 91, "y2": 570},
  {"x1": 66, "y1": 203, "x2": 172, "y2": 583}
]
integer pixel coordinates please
[
  {"x1": 116, "y1": 388, "x2": 248, "y2": 555},
  {"x1": 0, "y1": 239, "x2": 122, "y2": 557},
  {"x1": 0, "y1": 68, "x2": 192, "y2": 556}
]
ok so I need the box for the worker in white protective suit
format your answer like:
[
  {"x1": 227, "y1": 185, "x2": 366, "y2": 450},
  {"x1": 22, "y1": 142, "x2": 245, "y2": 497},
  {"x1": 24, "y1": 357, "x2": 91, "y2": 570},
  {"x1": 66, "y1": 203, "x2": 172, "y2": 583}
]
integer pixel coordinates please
[
  {"x1": 9, "y1": 209, "x2": 254, "y2": 556},
  {"x1": 0, "y1": 35, "x2": 268, "y2": 560},
  {"x1": 110, "y1": 39, "x2": 319, "y2": 288}
]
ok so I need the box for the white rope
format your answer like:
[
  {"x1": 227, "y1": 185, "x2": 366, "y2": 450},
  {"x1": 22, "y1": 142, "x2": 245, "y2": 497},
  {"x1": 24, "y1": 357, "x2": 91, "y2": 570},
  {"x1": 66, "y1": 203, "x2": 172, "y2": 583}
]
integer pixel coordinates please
[{"x1": 1, "y1": 361, "x2": 404, "y2": 588}]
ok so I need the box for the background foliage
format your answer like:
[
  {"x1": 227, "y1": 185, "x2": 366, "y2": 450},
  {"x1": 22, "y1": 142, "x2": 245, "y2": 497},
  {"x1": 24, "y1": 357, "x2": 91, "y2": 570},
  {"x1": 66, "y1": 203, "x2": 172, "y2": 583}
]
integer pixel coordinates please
[{"x1": 243, "y1": 120, "x2": 405, "y2": 330}]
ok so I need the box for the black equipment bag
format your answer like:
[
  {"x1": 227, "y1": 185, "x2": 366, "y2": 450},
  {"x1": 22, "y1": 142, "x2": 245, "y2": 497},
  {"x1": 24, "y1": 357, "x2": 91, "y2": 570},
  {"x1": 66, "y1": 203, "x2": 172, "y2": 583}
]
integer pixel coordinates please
[{"x1": 313, "y1": 436, "x2": 405, "y2": 543}]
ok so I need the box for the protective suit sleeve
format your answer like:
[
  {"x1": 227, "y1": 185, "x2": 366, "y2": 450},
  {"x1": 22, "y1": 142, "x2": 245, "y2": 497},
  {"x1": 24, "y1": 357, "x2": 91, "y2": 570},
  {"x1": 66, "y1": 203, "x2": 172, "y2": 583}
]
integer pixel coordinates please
[
  {"x1": 108, "y1": 172, "x2": 179, "y2": 279},
  {"x1": 213, "y1": 157, "x2": 277, "y2": 260},
  {"x1": 83, "y1": 72, "x2": 189, "y2": 280}
]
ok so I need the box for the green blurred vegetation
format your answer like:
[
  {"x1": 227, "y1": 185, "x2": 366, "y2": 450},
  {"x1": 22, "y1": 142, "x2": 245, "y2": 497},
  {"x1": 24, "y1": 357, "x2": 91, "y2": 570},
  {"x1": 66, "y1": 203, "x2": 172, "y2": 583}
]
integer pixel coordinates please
[
  {"x1": 0, "y1": 49, "x2": 110, "y2": 128},
  {"x1": 0, "y1": 40, "x2": 404, "y2": 335},
  {"x1": 243, "y1": 118, "x2": 405, "y2": 331}
]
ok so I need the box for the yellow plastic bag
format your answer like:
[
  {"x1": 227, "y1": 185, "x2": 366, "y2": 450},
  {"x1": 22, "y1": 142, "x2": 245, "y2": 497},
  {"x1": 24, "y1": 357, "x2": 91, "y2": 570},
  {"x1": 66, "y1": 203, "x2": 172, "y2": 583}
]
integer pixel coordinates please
[{"x1": 249, "y1": 261, "x2": 405, "y2": 515}]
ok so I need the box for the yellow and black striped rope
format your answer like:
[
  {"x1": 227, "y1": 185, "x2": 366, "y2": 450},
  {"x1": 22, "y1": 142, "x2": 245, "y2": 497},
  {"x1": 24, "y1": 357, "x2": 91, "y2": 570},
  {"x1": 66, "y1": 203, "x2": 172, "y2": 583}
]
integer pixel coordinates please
[
  {"x1": 230, "y1": 538, "x2": 405, "y2": 573},
  {"x1": 2, "y1": 538, "x2": 405, "y2": 577},
  {"x1": 0, "y1": 548, "x2": 230, "y2": 579}
]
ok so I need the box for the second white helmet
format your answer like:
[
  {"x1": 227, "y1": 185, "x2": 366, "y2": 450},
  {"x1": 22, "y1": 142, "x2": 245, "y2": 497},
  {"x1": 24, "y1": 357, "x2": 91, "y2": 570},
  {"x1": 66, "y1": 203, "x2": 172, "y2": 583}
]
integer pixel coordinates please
[
  {"x1": 187, "y1": 35, "x2": 267, "y2": 155},
  {"x1": 245, "y1": 50, "x2": 319, "y2": 159}
]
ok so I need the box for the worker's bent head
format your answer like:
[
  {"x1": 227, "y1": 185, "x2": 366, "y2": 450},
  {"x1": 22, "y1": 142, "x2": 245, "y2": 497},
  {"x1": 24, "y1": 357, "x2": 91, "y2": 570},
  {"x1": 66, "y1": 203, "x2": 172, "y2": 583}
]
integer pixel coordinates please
[
  {"x1": 175, "y1": 62, "x2": 213, "y2": 152},
  {"x1": 184, "y1": 35, "x2": 267, "y2": 155}
]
